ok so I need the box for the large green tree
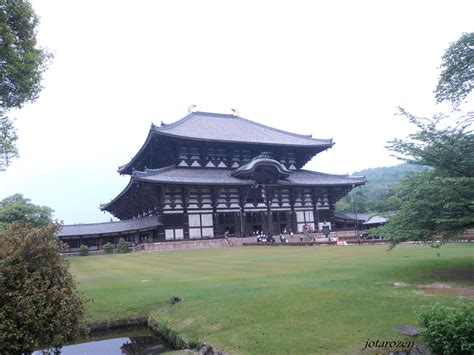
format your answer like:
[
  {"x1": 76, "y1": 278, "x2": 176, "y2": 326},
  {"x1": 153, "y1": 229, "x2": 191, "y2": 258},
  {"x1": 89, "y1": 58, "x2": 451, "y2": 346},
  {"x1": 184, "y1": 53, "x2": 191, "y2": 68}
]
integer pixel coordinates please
[
  {"x1": 0, "y1": 223, "x2": 86, "y2": 353},
  {"x1": 434, "y1": 32, "x2": 473, "y2": 107},
  {"x1": 374, "y1": 109, "x2": 474, "y2": 245},
  {"x1": 0, "y1": 193, "x2": 53, "y2": 229},
  {"x1": 374, "y1": 33, "x2": 474, "y2": 246},
  {"x1": 0, "y1": 0, "x2": 51, "y2": 170}
]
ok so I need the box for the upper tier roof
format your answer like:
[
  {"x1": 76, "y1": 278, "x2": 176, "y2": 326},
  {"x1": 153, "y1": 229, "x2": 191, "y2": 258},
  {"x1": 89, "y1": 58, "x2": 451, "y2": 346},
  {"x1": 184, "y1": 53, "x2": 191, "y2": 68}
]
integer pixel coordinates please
[
  {"x1": 118, "y1": 111, "x2": 334, "y2": 174},
  {"x1": 153, "y1": 111, "x2": 333, "y2": 146}
]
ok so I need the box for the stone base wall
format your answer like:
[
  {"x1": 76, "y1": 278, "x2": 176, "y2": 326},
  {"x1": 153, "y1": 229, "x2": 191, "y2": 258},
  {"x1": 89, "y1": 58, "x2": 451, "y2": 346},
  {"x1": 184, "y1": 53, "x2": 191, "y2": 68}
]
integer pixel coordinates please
[{"x1": 134, "y1": 238, "x2": 245, "y2": 252}]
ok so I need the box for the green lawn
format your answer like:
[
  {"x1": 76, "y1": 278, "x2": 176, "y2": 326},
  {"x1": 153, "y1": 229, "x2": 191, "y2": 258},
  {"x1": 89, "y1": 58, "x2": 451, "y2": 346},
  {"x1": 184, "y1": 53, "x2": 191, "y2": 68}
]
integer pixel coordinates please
[{"x1": 70, "y1": 244, "x2": 473, "y2": 354}]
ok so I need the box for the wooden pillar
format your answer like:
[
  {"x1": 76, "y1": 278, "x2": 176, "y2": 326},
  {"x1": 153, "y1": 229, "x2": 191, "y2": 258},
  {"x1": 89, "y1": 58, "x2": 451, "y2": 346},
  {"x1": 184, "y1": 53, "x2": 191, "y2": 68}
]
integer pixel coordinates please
[
  {"x1": 289, "y1": 188, "x2": 297, "y2": 233},
  {"x1": 264, "y1": 186, "x2": 276, "y2": 235},
  {"x1": 238, "y1": 187, "x2": 250, "y2": 238},
  {"x1": 182, "y1": 186, "x2": 190, "y2": 240},
  {"x1": 212, "y1": 187, "x2": 220, "y2": 237},
  {"x1": 312, "y1": 187, "x2": 321, "y2": 230},
  {"x1": 157, "y1": 186, "x2": 165, "y2": 241}
]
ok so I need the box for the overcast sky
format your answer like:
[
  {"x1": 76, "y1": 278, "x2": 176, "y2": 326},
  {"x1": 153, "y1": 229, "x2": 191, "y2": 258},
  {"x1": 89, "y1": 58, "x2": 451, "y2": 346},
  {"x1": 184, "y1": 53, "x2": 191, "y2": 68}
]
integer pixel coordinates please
[{"x1": 1, "y1": 0, "x2": 473, "y2": 224}]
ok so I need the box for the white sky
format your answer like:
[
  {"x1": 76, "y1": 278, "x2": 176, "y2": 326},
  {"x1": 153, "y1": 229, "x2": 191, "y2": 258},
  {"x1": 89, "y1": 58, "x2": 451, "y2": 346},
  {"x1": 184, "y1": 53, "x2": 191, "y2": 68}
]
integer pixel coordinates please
[{"x1": 1, "y1": 0, "x2": 473, "y2": 224}]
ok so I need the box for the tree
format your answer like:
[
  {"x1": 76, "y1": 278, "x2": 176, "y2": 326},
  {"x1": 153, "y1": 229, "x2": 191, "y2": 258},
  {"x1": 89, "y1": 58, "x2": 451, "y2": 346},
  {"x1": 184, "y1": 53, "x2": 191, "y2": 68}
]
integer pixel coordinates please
[
  {"x1": 103, "y1": 242, "x2": 114, "y2": 254},
  {"x1": 0, "y1": 114, "x2": 18, "y2": 168},
  {"x1": 0, "y1": 0, "x2": 52, "y2": 170},
  {"x1": 0, "y1": 223, "x2": 86, "y2": 353},
  {"x1": 434, "y1": 32, "x2": 474, "y2": 107},
  {"x1": 117, "y1": 237, "x2": 130, "y2": 253},
  {"x1": 374, "y1": 33, "x2": 474, "y2": 246},
  {"x1": 373, "y1": 109, "x2": 474, "y2": 245},
  {"x1": 0, "y1": 193, "x2": 53, "y2": 229},
  {"x1": 336, "y1": 190, "x2": 370, "y2": 213},
  {"x1": 79, "y1": 244, "x2": 89, "y2": 256}
]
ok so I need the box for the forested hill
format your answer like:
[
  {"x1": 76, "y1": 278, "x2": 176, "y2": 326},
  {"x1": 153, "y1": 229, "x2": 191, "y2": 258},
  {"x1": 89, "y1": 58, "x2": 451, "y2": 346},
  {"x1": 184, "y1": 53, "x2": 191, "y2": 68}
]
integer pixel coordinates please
[
  {"x1": 353, "y1": 163, "x2": 427, "y2": 199},
  {"x1": 336, "y1": 163, "x2": 427, "y2": 213}
]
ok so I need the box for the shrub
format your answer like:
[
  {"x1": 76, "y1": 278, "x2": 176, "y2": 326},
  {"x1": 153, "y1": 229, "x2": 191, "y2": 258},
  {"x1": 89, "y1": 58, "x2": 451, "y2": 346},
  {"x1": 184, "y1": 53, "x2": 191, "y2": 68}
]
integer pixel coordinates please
[
  {"x1": 103, "y1": 242, "x2": 113, "y2": 254},
  {"x1": 159, "y1": 320, "x2": 169, "y2": 338},
  {"x1": 170, "y1": 330, "x2": 178, "y2": 346},
  {"x1": 419, "y1": 302, "x2": 473, "y2": 355},
  {"x1": 188, "y1": 339, "x2": 201, "y2": 349},
  {"x1": 0, "y1": 223, "x2": 86, "y2": 353},
  {"x1": 117, "y1": 237, "x2": 130, "y2": 253},
  {"x1": 79, "y1": 244, "x2": 89, "y2": 256}
]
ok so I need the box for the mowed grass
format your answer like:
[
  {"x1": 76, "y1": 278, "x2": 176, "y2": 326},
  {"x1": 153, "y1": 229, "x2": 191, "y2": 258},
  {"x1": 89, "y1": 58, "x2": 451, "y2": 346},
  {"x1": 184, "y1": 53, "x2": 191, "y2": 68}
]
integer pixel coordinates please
[{"x1": 70, "y1": 244, "x2": 473, "y2": 354}]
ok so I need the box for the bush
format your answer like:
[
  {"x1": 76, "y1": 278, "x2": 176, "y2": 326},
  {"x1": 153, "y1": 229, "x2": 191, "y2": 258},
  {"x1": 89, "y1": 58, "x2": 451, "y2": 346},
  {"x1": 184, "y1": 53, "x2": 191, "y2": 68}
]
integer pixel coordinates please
[
  {"x1": 103, "y1": 242, "x2": 113, "y2": 254},
  {"x1": 188, "y1": 339, "x2": 201, "y2": 349},
  {"x1": 159, "y1": 320, "x2": 169, "y2": 338},
  {"x1": 0, "y1": 223, "x2": 86, "y2": 353},
  {"x1": 117, "y1": 237, "x2": 130, "y2": 253},
  {"x1": 79, "y1": 244, "x2": 89, "y2": 256},
  {"x1": 419, "y1": 302, "x2": 473, "y2": 355}
]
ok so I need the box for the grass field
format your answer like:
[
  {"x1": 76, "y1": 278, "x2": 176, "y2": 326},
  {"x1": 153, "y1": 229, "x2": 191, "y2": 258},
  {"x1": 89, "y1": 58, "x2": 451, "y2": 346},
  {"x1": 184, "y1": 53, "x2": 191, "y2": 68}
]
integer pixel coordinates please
[{"x1": 70, "y1": 244, "x2": 473, "y2": 354}]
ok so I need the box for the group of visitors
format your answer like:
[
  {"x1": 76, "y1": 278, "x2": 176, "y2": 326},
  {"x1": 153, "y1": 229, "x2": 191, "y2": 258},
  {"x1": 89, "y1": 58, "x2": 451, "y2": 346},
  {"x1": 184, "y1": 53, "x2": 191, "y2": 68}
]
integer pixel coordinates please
[{"x1": 256, "y1": 231, "x2": 275, "y2": 243}]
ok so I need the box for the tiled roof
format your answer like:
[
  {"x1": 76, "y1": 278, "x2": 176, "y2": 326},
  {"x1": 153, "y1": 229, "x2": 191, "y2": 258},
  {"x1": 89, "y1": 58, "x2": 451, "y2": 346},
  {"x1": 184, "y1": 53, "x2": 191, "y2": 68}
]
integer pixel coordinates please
[
  {"x1": 281, "y1": 170, "x2": 366, "y2": 186},
  {"x1": 132, "y1": 166, "x2": 366, "y2": 186},
  {"x1": 334, "y1": 212, "x2": 371, "y2": 222},
  {"x1": 333, "y1": 213, "x2": 387, "y2": 224},
  {"x1": 133, "y1": 166, "x2": 253, "y2": 185},
  {"x1": 153, "y1": 111, "x2": 333, "y2": 147},
  {"x1": 56, "y1": 216, "x2": 161, "y2": 237},
  {"x1": 363, "y1": 215, "x2": 388, "y2": 225}
]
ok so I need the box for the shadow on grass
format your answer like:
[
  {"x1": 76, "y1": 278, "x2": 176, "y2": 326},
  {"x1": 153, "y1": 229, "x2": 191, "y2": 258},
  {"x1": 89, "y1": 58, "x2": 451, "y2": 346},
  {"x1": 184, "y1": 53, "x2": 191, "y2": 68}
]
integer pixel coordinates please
[{"x1": 385, "y1": 257, "x2": 473, "y2": 286}]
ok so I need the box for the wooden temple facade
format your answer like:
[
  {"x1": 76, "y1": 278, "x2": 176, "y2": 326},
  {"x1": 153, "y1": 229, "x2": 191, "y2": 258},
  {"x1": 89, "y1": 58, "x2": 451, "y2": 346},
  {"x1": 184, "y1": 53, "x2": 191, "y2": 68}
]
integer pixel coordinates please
[{"x1": 58, "y1": 111, "x2": 365, "y2": 249}]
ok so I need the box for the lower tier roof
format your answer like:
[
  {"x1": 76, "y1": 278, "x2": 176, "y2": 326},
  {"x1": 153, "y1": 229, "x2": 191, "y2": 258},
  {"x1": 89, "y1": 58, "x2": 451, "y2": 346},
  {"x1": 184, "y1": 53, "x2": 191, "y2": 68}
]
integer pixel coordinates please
[
  {"x1": 101, "y1": 166, "x2": 365, "y2": 219},
  {"x1": 57, "y1": 216, "x2": 162, "y2": 237},
  {"x1": 131, "y1": 166, "x2": 366, "y2": 186}
]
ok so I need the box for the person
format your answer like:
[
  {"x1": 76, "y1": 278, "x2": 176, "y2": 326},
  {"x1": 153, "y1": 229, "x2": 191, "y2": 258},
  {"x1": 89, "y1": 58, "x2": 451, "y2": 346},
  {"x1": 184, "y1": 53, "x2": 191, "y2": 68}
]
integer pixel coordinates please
[{"x1": 303, "y1": 223, "x2": 309, "y2": 239}]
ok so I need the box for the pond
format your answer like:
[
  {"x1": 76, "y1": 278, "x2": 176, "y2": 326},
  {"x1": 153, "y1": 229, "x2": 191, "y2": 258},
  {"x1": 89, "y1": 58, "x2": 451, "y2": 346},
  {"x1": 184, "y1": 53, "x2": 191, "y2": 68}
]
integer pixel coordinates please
[{"x1": 34, "y1": 326, "x2": 172, "y2": 354}]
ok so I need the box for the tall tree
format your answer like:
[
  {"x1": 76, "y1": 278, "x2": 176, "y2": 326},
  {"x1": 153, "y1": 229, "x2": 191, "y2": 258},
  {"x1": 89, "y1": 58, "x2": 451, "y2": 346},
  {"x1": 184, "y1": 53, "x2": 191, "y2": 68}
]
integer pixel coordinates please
[
  {"x1": 434, "y1": 32, "x2": 474, "y2": 108},
  {"x1": 374, "y1": 33, "x2": 474, "y2": 246},
  {"x1": 374, "y1": 109, "x2": 474, "y2": 245},
  {"x1": 0, "y1": 0, "x2": 51, "y2": 170},
  {"x1": 0, "y1": 193, "x2": 53, "y2": 229},
  {"x1": 0, "y1": 223, "x2": 86, "y2": 353}
]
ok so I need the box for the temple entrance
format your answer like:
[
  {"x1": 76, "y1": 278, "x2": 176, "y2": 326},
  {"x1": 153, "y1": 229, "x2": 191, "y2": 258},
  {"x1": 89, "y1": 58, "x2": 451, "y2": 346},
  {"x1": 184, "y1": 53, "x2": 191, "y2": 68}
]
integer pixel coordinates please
[
  {"x1": 245, "y1": 211, "x2": 264, "y2": 236},
  {"x1": 217, "y1": 212, "x2": 237, "y2": 237},
  {"x1": 244, "y1": 211, "x2": 291, "y2": 236},
  {"x1": 272, "y1": 211, "x2": 289, "y2": 234}
]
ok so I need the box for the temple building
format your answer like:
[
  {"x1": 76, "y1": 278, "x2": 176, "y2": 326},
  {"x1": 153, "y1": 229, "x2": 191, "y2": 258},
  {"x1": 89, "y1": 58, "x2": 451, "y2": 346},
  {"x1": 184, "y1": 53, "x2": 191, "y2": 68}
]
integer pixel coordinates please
[{"x1": 58, "y1": 110, "x2": 365, "y2": 250}]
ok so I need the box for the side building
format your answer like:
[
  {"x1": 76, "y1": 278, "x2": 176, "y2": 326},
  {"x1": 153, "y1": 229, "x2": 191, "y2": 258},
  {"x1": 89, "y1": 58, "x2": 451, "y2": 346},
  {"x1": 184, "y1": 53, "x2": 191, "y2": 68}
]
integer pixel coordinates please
[{"x1": 58, "y1": 111, "x2": 365, "y2": 251}]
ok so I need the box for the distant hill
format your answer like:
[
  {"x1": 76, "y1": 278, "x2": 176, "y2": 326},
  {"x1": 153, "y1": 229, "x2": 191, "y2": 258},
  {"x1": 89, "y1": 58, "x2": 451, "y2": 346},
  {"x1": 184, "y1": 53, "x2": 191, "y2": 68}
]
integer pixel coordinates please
[
  {"x1": 336, "y1": 163, "x2": 427, "y2": 213},
  {"x1": 353, "y1": 163, "x2": 427, "y2": 199}
]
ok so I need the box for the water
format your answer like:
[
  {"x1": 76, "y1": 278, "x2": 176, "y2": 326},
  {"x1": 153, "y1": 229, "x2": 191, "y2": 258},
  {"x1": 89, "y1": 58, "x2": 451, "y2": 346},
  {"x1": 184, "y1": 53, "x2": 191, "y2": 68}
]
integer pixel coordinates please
[{"x1": 34, "y1": 326, "x2": 171, "y2": 355}]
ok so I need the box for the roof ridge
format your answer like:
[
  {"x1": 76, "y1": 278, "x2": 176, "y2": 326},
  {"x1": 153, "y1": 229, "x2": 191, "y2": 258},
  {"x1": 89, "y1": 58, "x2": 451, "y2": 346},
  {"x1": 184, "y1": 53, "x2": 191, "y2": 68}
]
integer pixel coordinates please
[
  {"x1": 133, "y1": 165, "x2": 176, "y2": 177},
  {"x1": 299, "y1": 169, "x2": 366, "y2": 180},
  {"x1": 152, "y1": 112, "x2": 197, "y2": 131},
  {"x1": 62, "y1": 215, "x2": 157, "y2": 227},
  {"x1": 153, "y1": 111, "x2": 332, "y2": 144},
  {"x1": 235, "y1": 114, "x2": 331, "y2": 143}
]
